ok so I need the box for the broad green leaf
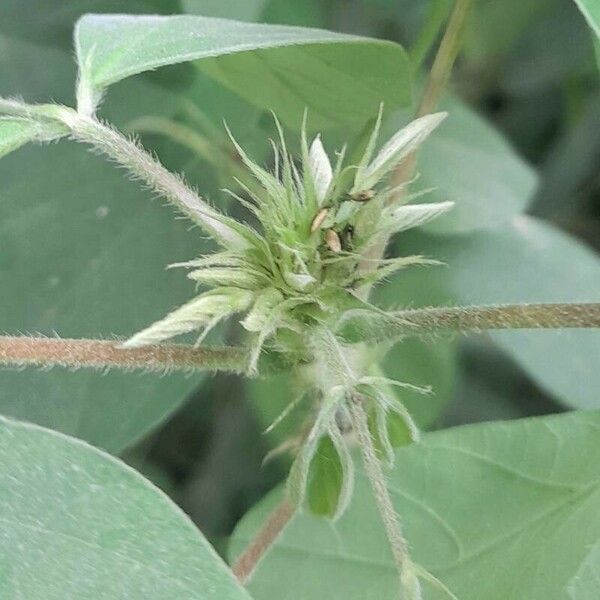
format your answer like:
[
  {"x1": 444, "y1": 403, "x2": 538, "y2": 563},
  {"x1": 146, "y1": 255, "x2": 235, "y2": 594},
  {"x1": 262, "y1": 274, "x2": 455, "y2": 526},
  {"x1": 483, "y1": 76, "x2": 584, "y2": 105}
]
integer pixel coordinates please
[
  {"x1": 383, "y1": 216, "x2": 600, "y2": 409},
  {"x1": 567, "y1": 540, "x2": 600, "y2": 599},
  {"x1": 385, "y1": 97, "x2": 537, "y2": 233},
  {"x1": 501, "y1": 1, "x2": 596, "y2": 95},
  {"x1": 0, "y1": 416, "x2": 250, "y2": 599},
  {"x1": 573, "y1": 0, "x2": 600, "y2": 37},
  {"x1": 231, "y1": 410, "x2": 600, "y2": 600},
  {"x1": 465, "y1": 0, "x2": 555, "y2": 61},
  {"x1": 0, "y1": 39, "x2": 210, "y2": 452},
  {"x1": 74, "y1": 14, "x2": 411, "y2": 129}
]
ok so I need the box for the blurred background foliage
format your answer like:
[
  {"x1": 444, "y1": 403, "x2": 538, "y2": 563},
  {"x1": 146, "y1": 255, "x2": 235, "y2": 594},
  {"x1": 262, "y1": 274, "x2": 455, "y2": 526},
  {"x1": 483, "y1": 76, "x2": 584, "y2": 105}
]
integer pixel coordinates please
[{"x1": 0, "y1": 0, "x2": 598, "y2": 555}]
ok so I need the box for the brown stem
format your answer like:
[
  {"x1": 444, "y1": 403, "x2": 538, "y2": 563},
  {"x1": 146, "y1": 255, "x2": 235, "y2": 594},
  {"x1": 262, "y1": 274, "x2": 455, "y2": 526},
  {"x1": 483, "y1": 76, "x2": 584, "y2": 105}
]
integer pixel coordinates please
[
  {"x1": 0, "y1": 335, "x2": 248, "y2": 373},
  {"x1": 232, "y1": 497, "x2": 295, "y2": 583}
]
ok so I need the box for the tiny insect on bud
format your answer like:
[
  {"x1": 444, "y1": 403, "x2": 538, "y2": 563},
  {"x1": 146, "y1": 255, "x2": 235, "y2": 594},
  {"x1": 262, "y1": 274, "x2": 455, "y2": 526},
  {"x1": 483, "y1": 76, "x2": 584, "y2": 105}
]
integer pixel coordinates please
[
  {"x1": 342, "y1": 224, "x2": 355, "y2": 250},
  {"x1": 350, "y1": 190, "x2": 375, "y2": 202},
  {"x1": 310, "y1": 208, "x2": 329, "y2": 232},
  {"x1": 325, "y1": 229, "x2": 342, "y2": 253}
]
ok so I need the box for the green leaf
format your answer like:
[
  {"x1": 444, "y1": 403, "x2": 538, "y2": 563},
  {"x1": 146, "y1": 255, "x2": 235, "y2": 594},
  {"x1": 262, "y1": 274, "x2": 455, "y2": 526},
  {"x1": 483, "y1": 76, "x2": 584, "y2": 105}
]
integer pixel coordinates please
[
  {"x1": 231, "y1": 410, "x2": 600, "y2": 599},
  {"x1": 74, "y1": 14, "x2": 411, "y2": 129},
  {"x1": 573, "y1": 0, "x2": 600, "y2": 71},
  {"x1": 383, "y1": 216, "x2": 600, "y2": 409},
  {"x1": 500, "y1": 2, "x2": 596, "y2": 95},
  {"x1": 307, "y1": 435, "x2": 344, "y2": 518},
  {"x1": 567, "y1": 540, "x2": 600, "y2": 599},
  {"x1": 0, "y1": 136, "x2": 204, "y2": 452},
  {"x1": 385, "y1": 97, "x2": 538, "y2": 234},
  {"x1": 0, "y1": 416, "x2": 250, "y2": 599},
  {"x1": 464, "y1": 0, "x2": 554, "y2": 61},
  {"x1": 0, "y1": 39, "x2": 210, "y2": 452},
  {"x1": 573, "y1": 0, "x2": 600, "y2": 37},
  {"x1": 0, "y1": 118, "x2": 64, "y2": 159}
]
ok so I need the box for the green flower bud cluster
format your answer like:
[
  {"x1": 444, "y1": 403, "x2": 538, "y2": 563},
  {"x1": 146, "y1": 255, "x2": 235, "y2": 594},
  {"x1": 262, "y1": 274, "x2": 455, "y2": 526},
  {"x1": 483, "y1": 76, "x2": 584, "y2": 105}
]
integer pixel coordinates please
[{"x1": 124, "y1": 109, "x2": 453, "y2": 517}]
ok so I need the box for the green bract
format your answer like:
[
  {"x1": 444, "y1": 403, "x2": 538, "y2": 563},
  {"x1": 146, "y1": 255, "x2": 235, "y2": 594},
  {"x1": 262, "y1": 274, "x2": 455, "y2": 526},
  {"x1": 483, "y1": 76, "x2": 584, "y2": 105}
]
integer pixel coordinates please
[
  {"x1": 122, "y1": 110, "x2": 452, "y2": 517},
  {"x1": 125, "y1": 111, "x2": 450, "y2": 356}
]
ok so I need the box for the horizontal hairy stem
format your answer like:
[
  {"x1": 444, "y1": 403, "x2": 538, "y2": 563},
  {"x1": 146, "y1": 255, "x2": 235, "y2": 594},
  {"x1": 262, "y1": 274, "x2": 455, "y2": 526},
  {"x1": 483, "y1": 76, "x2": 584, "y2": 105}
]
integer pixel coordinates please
[
  {"x1": 394, "y1": 303, "x2": 600, "y2": 334},
  {"x1": 0, "y1": 336, "x2": 248, "y2": 374}
]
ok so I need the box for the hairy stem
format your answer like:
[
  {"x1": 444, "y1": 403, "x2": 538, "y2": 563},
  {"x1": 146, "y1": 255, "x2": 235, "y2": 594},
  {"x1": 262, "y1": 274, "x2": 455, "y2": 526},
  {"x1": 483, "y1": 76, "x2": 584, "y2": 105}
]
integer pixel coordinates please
[
  {"x1": 391, "y1": 0, "x2": 473, "y2": 193},
  {"x1": 409, "y1": 0, "x2": 452, "y2": 71},
  {"x1": 349, "y1": 394, "x2": 420, "y2": 598},
  {"x1": 393, "y1": 302, "x2": 600, "y2": 335},
  {"x1": 0, "y1": 100, "x2": 247, "y2": 249},
  {"x1": 232, "y1": 497, "x2": 295, "y2": 583},
  {"x1": 416, "y1": 0, "x2": 473, "y2": 118},
  {"x1": 0, "y1": 336, "x2": 248, "y2": 374},
  {"x1": 358, "y1": 0, "x2": 474, "y2": 291},
  {"x1": 71, "y1": 115, "x2": 205, "y2": 224},
  {"x1": 127, "y1": 115, "x2": 259, "y2": 193}
]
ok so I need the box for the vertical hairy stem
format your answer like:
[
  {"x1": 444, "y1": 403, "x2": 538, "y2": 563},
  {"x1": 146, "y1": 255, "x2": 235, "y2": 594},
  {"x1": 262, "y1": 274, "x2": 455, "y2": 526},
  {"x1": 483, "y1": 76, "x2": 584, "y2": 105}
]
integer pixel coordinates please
[
  {"x1": 391, "y1": 0, "x2": 473, "y2": 193},
  {"x1": 349, "y1": 394, "x2": 420, "y2": 599},
  {"x1": 409, "y1": 0, "x2": 452, "y2": 71},
  {"x1": 358, "y1": 0, "x2": 475, "y2": 292},
  {"x1": 417, "y1": 0, "x2": 474, "y2": 118}
]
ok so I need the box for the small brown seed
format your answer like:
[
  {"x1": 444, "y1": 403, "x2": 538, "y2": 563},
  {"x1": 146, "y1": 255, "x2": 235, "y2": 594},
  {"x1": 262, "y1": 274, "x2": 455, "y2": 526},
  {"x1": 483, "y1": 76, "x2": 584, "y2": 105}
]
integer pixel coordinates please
[
  {"x1": 310, "y1": 207, "x2": 329, "y2": 232},
  {"x1": 325, "y1": 229, "x2": 342, "y2": 253}
]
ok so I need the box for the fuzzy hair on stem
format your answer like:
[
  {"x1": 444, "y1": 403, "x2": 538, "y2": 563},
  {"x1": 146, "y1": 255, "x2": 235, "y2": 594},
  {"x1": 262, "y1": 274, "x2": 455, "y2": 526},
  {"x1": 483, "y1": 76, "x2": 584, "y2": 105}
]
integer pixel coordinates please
[
  {"x1": 44, "y1": 106, "x2": 252, "y2": 251},
  {"x1": 348, "y1": 393, "x2": 421, "y2": 599},
  {"x1": 0, "y1": 336, "x2": 248, "y2": 374},
  {"x1": 393, "y1": 303, "x2": 600, "y2": 333}
]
